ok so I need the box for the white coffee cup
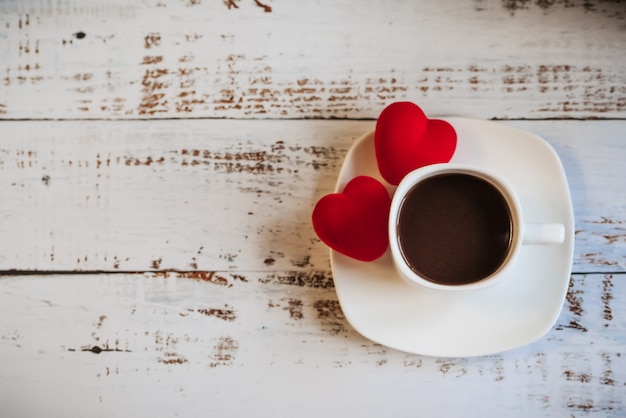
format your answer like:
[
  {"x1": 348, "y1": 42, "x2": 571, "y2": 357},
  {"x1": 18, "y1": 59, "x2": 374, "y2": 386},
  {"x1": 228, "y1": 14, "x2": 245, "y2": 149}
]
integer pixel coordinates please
[{"x1": 388, "y1": 163, "x2": 564, "y2": 291}]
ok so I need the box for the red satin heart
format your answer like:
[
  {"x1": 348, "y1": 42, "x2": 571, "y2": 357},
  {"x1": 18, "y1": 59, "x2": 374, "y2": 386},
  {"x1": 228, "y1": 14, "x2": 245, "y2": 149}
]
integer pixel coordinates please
[
  {"x1": 312, "y1": 176, "x2": 391, "y2": 261},
  {"x1": 375, "y1": 102, "x2": 457, "y2": 185}
]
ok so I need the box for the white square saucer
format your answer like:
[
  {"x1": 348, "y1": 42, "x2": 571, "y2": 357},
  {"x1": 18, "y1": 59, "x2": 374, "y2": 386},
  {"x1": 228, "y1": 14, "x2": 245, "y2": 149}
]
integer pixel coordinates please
[{"x1": 331, "y1": 118, "x2": 575, "y2": 357}]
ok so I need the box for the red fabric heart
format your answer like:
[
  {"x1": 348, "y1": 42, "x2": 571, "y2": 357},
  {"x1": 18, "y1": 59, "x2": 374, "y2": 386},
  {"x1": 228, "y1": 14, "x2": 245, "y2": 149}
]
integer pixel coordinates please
[
  {"x1": 312, "y1": 176, "x2": 391, "y2": 261},
  {"x1": 375, "y1": 102, "x2": 457, "y2": 185}
]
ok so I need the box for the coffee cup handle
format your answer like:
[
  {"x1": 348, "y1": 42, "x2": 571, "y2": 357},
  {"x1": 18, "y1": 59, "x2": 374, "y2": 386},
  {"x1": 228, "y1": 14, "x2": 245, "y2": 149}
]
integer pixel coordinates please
[{"x1": 522, "y1": 223, "x2": 565, "y2": 245}]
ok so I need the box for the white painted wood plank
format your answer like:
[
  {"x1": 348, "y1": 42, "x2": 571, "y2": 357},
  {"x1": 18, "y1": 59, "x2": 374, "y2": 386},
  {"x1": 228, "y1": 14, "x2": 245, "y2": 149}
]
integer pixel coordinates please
[
  {"x1": 1, "y1": 119, "x2": 624, "y2": 273},
  {"x1": 1, "y1": 0, "x2": 624, "y2": 119},
  {"x1": 0, "y1": 119, "x2": 354, "y2": 272},
  {"x1": 0, "y1": 272, "x2": 623, "y2": 417}
]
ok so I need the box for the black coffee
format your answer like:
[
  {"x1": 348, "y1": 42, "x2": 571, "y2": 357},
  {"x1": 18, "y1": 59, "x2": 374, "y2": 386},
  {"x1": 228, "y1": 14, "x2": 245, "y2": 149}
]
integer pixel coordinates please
[{"x1": 397, "y1": 173, "x2": 512, "y2": 285}]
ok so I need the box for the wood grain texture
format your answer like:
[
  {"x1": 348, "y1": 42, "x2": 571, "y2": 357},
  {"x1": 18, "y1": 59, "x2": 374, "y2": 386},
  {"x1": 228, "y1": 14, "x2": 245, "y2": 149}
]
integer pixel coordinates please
[
  {"x1": 1, "y1": 0, "x2": 625, "y2": 120},
  {"x1": 1, "y1": 119, "x2": 624, "y2": 273},
  {"x1": 1, "y1": 1, "x2": 624, "y2": 415},
  {"x1": 0, "y1": 272, "x2": 623, "y2": 417}
]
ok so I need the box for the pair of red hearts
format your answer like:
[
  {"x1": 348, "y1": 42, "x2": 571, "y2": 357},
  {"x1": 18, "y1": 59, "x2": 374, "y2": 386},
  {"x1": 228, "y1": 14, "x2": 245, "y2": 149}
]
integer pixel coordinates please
[{"x1": 312, "y1": 102, "x2": 457, "y2": 261}]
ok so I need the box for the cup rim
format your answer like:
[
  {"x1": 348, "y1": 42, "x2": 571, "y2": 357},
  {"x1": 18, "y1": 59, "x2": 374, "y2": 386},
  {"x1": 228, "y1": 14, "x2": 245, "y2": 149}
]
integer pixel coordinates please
[{"x1": 388, "y1": 163, "x2": 524, "y2": 292}]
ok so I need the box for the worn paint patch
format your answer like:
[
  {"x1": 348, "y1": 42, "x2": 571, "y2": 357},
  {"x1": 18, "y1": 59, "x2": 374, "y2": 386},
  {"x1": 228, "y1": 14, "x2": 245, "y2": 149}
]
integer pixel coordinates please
[
  {"x1": 566, "y1": 278, "x2": 584, "y2": 316},
  {"x1": 581, "y1": 252, "x2": 620, "y2": 268},
  {"x1": 176, "y1": 271, "x2": 232, "y2": 286},
  {"x1": 437, "y1": 358, "x2": 470, "y2": 377},
  {"x1": 151, "y1": 258, "x2": 162, "y2": 269},
  {"x1": 97, "y1": 141, "x2": 339, "y2": 177},
  {"x1": 95, "y1": 314, "x2": 106, "y2": 329},
  {"x1": 210, "y1": 336, "x2": 239, "y2": 367},
  {"x1": 193, "y1": 306, "x2": 237, "y2": 321},
  {"x1": 285, "y1": 299, "x2": 304, "y2": 320},
  {"x1": 554, "y1": 278, "x2": 589, "y2": 333},
  {"x1": 158, "y1": 352, "x2": 188, "y2": 364},
  {"x1": 563, "y1": 370, "x2": 592, "y2": 383},
  {"x1": 150, "y1": 329, "x2": 190, "y2": 365},
  {"x1": 601, "y1": 275, "x2": 614, "y2": 325},
  {"x1": 290, "y1": 255, "x2": 311, "y2": 268},
  {"x1": 258, "y1": 271, "x2": 334, "y2": 288},
  {"x1": 144, "y1": 33, "x2": 161, "y2": 49},
  {"x1": 313, "y1": 299, "x2": 347, "y2": 335},
  {"x1": 223, "y1": 1, "x2": 272, "y2": 12},
  {"x1": 498, "y1": 0, "x2": 626, "y2": 19}
]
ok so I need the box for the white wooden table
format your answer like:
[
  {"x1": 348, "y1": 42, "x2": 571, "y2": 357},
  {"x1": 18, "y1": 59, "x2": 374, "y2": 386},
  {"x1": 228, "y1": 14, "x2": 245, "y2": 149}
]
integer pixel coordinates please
[{"x1": 1, "y1": 1, "x2": 625, "y2": 417}]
